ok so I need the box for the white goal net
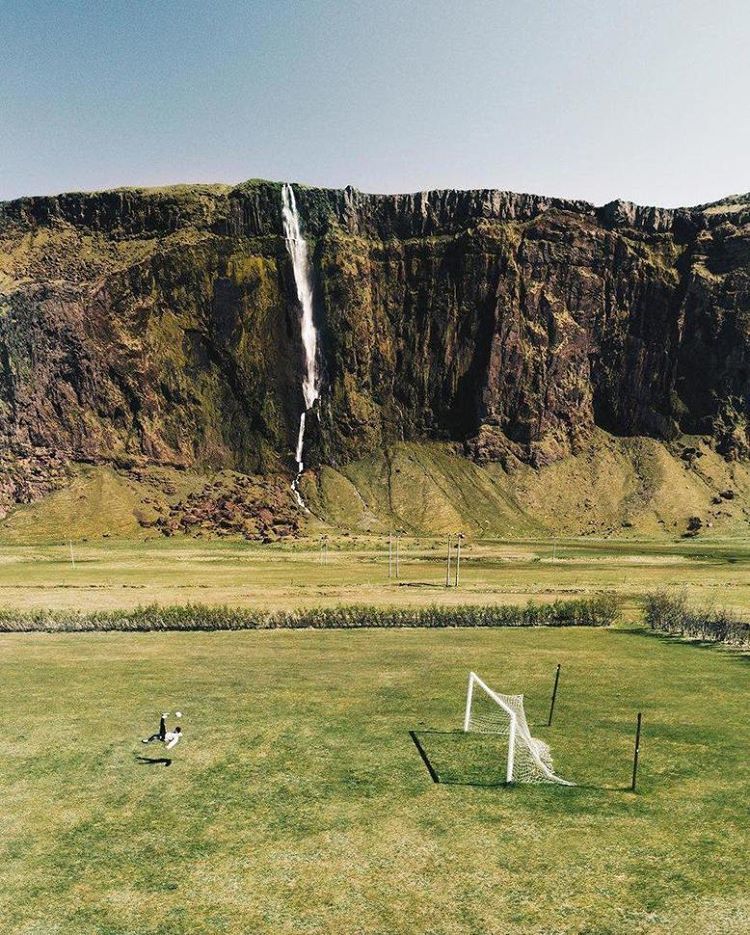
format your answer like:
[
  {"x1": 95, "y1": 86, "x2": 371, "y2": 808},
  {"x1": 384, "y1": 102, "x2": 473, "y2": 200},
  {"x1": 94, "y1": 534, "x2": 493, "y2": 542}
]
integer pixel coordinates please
[{"x1": 463, "y1": 671, "x2": 573, "y2": 785}]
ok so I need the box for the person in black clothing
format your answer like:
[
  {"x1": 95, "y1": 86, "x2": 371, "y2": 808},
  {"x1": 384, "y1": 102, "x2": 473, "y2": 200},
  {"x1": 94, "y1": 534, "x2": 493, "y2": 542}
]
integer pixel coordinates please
[{"x1": 142, "y1": 713, "x2": 182, "y2": 749}]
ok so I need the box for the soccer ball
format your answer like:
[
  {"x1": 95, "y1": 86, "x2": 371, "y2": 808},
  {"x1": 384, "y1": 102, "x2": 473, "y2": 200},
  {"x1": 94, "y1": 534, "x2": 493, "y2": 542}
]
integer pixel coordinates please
[{"x1": 175, "y1": 711, "x2": 183, "y2": 718}]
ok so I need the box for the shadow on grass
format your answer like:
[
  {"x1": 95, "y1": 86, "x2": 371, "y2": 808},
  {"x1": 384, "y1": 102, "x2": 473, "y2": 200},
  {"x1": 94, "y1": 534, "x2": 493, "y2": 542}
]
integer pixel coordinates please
[
  {"x1": 409, "y1": 730, "x2": 630, "y2": 793},
  {"x1": 611, "y1": 626, "x2": 750, "y2": 663},
  {"x1": 136, "y1": 755, "x2": 172, "y2": 767},
  {"x1": 408, "y1": 730, "x2": 440, "y2": 783},
  {"x1": 409, "y1": 729, "x2": 508, "y2": 788},
  {"x1": 396, "y1": 582, "x2": 441, "y2": 589}
]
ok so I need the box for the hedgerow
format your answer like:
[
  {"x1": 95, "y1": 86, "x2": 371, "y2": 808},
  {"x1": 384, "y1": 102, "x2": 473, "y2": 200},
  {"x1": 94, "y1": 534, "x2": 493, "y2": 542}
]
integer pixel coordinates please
[
  {"x1": 0, "y1": 594, "x2": 620, "y2": 633},
  {"x1": 644, "y1": 591, "x2": 750, "y2": 648}
]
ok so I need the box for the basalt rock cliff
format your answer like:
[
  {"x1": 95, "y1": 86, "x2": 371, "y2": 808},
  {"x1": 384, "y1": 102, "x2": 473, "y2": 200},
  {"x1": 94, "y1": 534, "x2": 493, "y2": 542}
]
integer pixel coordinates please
[{"x1": 1, "y1": 180, "x2": 749, "y2": 526}]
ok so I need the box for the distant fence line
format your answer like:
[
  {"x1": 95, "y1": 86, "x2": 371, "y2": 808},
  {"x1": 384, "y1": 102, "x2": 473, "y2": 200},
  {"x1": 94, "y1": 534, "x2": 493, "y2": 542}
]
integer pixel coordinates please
[
  {"x1": 0, "y1": 595, "x2": 620, "y2": 634},
  {"x1": 644, "y1": 592, "x2": 750, "y2": 649}
]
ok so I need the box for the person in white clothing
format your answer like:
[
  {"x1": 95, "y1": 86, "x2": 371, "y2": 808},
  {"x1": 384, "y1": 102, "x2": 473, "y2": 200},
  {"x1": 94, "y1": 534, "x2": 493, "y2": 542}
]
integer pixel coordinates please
[{"x1": 142, "y1": 713, "x2": 182, "y2": 749}]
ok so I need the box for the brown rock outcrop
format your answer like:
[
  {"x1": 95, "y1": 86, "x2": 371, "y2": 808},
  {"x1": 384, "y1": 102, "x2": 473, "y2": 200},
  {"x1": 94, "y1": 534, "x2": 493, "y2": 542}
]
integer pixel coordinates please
[{"x1": 0, "y1": 180, "x2": 749, "y2": 502}]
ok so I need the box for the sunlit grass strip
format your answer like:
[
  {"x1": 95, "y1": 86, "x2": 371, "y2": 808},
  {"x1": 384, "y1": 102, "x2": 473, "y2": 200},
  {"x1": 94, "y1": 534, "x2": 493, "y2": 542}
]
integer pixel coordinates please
[
  {"x1": 644, "y1": 591, "x2": 750, "y2": 647},
  {"x1": 0, "y1": 595, "x2": 620, "y2": 633}
]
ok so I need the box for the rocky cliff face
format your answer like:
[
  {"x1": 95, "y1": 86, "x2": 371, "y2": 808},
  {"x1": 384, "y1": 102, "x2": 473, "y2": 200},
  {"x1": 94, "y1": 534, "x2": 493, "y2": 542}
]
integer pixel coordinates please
[{"x1": 1, "y1": 180, "x2": 749, "y2": 498}]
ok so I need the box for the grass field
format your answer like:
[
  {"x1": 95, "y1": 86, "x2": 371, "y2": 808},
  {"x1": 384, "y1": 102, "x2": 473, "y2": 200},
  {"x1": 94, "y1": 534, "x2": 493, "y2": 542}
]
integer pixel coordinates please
[
  {"x1": 0, "y1": 536, "x2": 749, "y2": 617},
  {"x1": 1, "y1": 625, "x2": 748, "y2": 934}
]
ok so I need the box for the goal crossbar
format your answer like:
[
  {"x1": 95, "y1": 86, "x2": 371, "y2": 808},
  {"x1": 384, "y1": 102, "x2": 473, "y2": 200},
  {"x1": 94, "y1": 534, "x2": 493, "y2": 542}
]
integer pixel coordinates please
[{"x1": 463, "y1": 671, "x2": 573, "y2": 785}]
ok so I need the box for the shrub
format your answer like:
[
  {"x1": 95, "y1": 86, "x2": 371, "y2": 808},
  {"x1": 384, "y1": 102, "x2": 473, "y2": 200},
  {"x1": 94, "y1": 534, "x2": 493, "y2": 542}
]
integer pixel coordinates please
[
  {"x1": 644, "y1": 591, "x2": 750, "y2": 647},
  {"x1": 0, "y1": 594, "x2": 621, "y2": 633}
]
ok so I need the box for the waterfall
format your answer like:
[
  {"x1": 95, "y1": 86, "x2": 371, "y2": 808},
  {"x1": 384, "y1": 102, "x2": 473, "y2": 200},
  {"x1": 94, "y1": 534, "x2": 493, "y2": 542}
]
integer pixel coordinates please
[{"x1": 281, "y1": 183, "x2": 320, "y2": 509}]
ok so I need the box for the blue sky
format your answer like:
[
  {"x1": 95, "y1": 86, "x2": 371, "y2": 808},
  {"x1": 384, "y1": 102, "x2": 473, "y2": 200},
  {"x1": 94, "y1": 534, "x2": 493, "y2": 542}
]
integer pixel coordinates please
[{"x1": 1, "y1": 0, "x2": 748, "y2": 205}]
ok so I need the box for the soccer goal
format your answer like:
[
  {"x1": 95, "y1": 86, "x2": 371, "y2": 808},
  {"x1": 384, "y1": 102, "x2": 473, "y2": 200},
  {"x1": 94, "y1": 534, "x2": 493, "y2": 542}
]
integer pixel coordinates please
[{"x1": 463, "y1": 671, "x2": 573, "y2": 785}]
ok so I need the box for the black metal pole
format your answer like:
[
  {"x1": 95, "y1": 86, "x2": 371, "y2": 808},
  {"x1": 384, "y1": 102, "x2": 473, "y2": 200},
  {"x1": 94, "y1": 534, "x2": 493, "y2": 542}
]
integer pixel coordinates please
[
  {"x1": 631, "y1": 712, "x2": 642, "y2": 792},
  {"x1": 547, "y1": 663, "x2": 561, "y2": 727}
]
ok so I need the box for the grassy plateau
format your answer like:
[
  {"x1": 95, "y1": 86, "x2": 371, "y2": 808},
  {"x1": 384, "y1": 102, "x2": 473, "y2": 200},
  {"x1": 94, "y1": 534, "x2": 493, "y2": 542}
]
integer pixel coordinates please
[{"x1": 1, "y1": 625, "x2": 748, "y2": 934}]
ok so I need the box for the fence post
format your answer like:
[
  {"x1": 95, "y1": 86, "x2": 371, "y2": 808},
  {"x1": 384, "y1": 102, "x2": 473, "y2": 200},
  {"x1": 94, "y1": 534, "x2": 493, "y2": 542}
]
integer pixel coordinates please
[
  {"x1": 455, "y1": 533, "x2": 464, "y2": 587},
  {"x1": 631, "y1": 712, "x2": 642, "y2": 791},
  {"x1": 547, "y1": 663, "x2": 561, "y2": 726}
]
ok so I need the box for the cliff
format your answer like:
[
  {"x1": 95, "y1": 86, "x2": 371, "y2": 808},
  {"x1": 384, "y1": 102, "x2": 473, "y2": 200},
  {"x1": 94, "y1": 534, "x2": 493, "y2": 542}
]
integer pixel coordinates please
[{"x1": 1, "y1": 180, "x2": 749, "y2": 535}]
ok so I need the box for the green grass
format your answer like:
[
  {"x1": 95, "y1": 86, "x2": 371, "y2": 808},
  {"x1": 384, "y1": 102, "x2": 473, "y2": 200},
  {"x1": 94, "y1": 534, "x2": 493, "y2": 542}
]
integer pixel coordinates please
[
  {"x1": 1, "y1": 536, "x2": 750, "y2": 619},
  {"x1": 1, "y1": 626, "x2": 748, "y2": 934}
]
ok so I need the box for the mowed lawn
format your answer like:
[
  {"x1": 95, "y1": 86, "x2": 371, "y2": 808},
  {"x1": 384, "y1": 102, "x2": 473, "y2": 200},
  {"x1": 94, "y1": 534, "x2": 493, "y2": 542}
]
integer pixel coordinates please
[{"x1": 1, "y1": 627, "x2": 748, "y2": 935}]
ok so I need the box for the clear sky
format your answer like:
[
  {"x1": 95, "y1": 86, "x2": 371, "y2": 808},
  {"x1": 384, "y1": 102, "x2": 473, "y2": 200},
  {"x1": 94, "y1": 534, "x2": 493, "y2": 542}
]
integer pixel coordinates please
[{"x1": 1, "y1": 0, "x2": 748, "y2": 206}]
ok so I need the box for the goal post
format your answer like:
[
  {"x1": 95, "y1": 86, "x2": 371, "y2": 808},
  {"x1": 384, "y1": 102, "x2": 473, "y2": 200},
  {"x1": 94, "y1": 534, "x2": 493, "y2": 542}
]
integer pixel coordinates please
[
  {"x1": 506, "y1": 708, "x2": 517, "y2": 786},
  {"x1": 463, "y1": 671, "x2": 573, "y2": 785},
  {"x1": 463, "y1": 668, "x2": 475, "y2": 733}
]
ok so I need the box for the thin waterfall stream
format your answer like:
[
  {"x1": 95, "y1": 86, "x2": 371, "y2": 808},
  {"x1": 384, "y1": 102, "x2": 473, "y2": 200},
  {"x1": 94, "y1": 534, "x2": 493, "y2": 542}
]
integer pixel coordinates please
[{"x1": 281, "y1": 183, "x2": 321, "y2": 509}]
